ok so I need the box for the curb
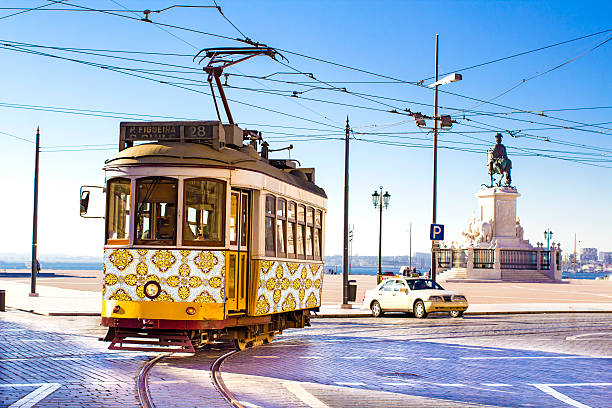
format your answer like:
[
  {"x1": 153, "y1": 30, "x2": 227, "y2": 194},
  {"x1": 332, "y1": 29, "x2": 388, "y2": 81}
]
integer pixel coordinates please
[
  {"x1": 8, "y1": 307, "x2": 100, "y2": 317},
  {"x1": 312, "y1": 309, "x2": 612, "y2": 318}
]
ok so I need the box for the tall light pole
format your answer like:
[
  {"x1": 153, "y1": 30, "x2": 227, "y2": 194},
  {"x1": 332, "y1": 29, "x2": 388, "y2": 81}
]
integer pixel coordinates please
[
  {"x1": 427, "y1": 34, "x2": 462, "y2": 282},
  {"x1": 372, "y1": 186, "x2": 390, "y2": 284},
  {"x1": 544, "y1": 229, "x2": 553, "y2": 251},
  {"x1": 30, "y1": 127, "x2": 40, "y2": 297},
  {"x1": 342, "y1": 117, "x2": 351, "y2": 307}
]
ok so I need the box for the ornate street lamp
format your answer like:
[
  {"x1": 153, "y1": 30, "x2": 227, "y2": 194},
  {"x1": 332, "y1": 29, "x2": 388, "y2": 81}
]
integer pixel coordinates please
[
  {"x1": 372, "y1": 186, "x2": 390, "y2": 284},
  {"x1": 544, "y1": 229, "x2": 553, "y2": 251}
]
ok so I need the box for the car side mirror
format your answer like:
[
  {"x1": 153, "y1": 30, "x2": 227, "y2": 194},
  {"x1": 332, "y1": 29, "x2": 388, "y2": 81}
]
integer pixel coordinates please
[
  {"x1": 400, "y1": 288, "x2": 409, "y2": 294},
  {"x1": 80, "y1": 190, "x2": 90, "y2": 216}
]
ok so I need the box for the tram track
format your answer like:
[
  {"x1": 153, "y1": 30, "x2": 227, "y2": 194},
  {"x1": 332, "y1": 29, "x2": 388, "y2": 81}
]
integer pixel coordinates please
[{"x1": 137, "y1": 348, "x2": 243, "y2": 408}]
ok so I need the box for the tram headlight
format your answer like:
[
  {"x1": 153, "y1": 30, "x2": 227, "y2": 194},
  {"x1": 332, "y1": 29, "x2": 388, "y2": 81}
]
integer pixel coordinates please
[
  {"x1": 186, "y1": 307, "x2": 196, "y2": 315},
  {"x1": 144, "y1": 281, "x2": 161, "y2": 299}
]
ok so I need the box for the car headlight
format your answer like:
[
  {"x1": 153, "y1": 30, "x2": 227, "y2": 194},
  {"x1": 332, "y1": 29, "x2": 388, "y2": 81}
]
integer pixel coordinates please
[
  {"x1": 428, "y1": 295, "x2": 443, "y2": 302},
  {"x1": 452, "y1": 295, "x2": 467, "y2": 302},
  {"x1": 144, "y1": 281, "x2": 161, "y2": 299}
]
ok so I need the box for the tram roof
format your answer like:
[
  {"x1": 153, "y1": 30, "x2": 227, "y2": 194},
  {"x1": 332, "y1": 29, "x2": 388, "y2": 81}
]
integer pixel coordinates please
[{"x1": 104, "y1": 141, "x2": 327, "y2": 198}]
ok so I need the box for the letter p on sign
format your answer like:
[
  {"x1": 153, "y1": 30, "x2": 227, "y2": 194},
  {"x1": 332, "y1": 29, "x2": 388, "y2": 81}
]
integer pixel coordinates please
[{"x1": 430, "y1": 224, "x2": 444, "y2": 241}]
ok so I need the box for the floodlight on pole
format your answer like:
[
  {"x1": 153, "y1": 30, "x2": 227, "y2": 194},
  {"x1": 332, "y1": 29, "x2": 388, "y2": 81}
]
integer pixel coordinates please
[{"x1": 428, "y1": 73, "x2": 462, "y2": 88}]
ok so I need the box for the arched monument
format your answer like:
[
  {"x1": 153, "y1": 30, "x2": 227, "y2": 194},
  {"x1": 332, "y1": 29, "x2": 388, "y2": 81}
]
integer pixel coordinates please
[{"x1": 439, "y1": 133, "x2": 562, "y2": 282}]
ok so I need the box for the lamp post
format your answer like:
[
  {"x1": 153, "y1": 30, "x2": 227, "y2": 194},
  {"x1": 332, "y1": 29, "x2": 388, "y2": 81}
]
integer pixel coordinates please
[
  {"x1": 372, "y1": 186, "x2": 390, "y2": 284},
  {"x1": 544, "y1": 229, "x2": 553, "y2": 251},
  {"x1": 428, "y1": 34, "x2": 462, "y2": 283}
]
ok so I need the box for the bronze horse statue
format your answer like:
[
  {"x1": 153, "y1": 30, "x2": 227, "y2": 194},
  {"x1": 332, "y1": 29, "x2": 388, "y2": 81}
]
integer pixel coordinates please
[{"x1": 487, "y1": 149, "x2": 512, "y2": 187}]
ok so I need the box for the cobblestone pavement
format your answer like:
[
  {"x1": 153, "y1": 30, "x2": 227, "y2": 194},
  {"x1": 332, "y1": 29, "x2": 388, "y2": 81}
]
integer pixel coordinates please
[
  {"x1": 216, "y1": 313, "x2": 612, "y2": 408},
  {"x1": 0, "y1": 311, "x2": 152, "y2": 408},
  {"x1": 2, "y1": 311, "x2": 611, "y2": 407}
]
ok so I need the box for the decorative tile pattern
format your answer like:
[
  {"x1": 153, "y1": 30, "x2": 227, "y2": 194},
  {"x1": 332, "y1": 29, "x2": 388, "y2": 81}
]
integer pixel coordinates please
[
  {"x1": 254, "y1": 260, "x2": 324, "y2": 315},
  {"x1": 103, "y1": 248, "x2": 225, "y2": 303}
]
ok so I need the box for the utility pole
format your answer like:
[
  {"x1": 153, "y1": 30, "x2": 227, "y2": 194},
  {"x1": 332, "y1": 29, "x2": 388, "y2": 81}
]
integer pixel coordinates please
[
  {"x1": 431, "y1": 34, "x2": 439, "y2": 282},
  {"x1": 341, "y1": 117, "x2": 351, "y2": 307},
  {"x1": 30, "y1": 127, "x2": 40, "y2": 297},
  {"x1": 409, "y1": 222, "x2": 412, "y2": 271},
  {"x1": 573, "y1": 233, "x2": 577, "y2": 271}
]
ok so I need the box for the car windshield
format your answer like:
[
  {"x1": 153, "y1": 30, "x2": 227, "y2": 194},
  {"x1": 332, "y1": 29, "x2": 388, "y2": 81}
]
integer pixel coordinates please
[{"x1": 407, "y1": 279, "x2": 444, "y2": 290}]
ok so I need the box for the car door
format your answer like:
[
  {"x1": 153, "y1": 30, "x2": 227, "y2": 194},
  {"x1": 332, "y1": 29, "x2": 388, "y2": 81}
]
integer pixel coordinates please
[
  {"x1": 389, "y1": 279, "x2": 411, "y2": 310},
  {"x1": 377, "y1": 279, "x2": 396, "y2": 309}
]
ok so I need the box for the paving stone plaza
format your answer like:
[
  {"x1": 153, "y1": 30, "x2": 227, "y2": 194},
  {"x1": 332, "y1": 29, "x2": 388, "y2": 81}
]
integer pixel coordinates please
[{"x1": 1, "y1": 310, "x2": 611, "y2": 407}]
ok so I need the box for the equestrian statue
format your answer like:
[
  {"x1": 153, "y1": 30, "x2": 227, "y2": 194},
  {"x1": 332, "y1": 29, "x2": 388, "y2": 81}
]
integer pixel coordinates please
[{"x1": 486, "y1": 132, "x2": 512, "y2": 187}]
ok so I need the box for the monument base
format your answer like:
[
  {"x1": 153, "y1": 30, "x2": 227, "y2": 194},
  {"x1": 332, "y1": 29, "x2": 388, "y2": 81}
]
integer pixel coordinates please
[{"x1": 439, "y1": 186, "x2": 562, "y2": 282}]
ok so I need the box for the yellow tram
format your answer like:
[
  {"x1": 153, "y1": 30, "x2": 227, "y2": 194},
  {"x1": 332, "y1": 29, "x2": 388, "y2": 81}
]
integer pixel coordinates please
[{"x1": 83, "y1": 120, "x2": 326, "y2": 351}]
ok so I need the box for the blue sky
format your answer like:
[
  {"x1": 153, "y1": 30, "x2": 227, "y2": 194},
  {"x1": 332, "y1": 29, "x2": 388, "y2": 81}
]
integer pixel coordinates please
[{"x1": 1, "y1": 0, "x2": 611, "y2": 258}]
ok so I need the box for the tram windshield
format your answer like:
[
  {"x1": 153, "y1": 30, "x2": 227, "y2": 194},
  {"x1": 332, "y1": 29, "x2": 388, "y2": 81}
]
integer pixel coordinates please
[
  {"x1": 183, "y1": 179, "x2": 225, "y2": 246},
  {"x1": 135, "y1": 177, "x2": 178, "y2": 245},
  {"x1": 106, "y1": 178, "x2": 131, "y2": 244}
]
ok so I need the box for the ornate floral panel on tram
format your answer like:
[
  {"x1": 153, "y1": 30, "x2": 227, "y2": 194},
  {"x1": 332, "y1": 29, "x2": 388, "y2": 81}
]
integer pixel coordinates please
[
  {"x1": 254, "y1": 260, "x2": 324, "y2": 315},
  {"x1": 103, "y1": 248, "x2": 225, "y2": 303}
]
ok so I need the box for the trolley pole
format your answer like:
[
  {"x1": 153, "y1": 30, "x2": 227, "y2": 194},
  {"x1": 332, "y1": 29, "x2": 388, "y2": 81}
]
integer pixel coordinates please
[
  {"x1": 431, "y1": 34, "x2": 439, "y2": 283},
  {"x1": 30, "y1": 127, "x2": 40, "y2": 297},
  {"x1": 341, "y1": 117, "x2": 351, "y2": 307}
]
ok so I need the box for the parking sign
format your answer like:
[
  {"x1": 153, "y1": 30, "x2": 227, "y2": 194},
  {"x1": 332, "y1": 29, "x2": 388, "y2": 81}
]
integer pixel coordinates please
[{"x1": 430, "y1": 224, "x2": 444, "y2": 240}]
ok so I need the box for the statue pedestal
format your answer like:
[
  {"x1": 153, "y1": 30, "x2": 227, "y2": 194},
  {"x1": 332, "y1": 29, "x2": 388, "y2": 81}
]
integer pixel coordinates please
[
  {"x1": 476, "y1": 187, "x2": 529, "y2": 249},
  {"x1": 439, "y1": 186, "x2": 562, "y2": 282}
]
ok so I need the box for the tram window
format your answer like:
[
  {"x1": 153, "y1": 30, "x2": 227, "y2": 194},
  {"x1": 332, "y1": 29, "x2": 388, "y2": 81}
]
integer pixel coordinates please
[
  {"x1": 240, "y1": 193, "x2": 248, "y2": 247},
  {"x1": 287, "y1": 222, "x2": 295, "y2": 257},
  {"x1": 314, "y1": 210, "x2": 322, "y2": 260},
  {"x1": 314, "y1": 228, "x2": 321, "y2": 259},
  {"x1": 265, "y1": 217, "x2": 275, "y2": 256},
  {"x1": 276, "y1": 198, "x2": 286, "y2": 257},
  {"x1": 183, "y1": 179, "x2": 225, "y2": 246},
  {"x1": 265, "y1": 195, "x2": 275, "y2": 215},
  {"x1": 296, "y1": 225, "x2": 305, "y2": 258},
  {"x1": 287, "y1": 201, "x2": 296, "y2": 258},
  {"x1": 315, "y1": 210, "x2": 321, "y2": 228},
  {"x1": 229, "y1": 193, "x2": 238, "y2": 246},
  {"x1": 287, "y1": 202, "x2": 296, "y2": 220},
  {"x1": 106, "y1": 178, "x2": 131, "y2": 244},
  {"x1": 306, "y1": 207, "x2": 314, "y2": 225},
  {"x1": 296, "y1": 204, "x2": 306, "y2": 259},
  {"x1": 135, "y1": 177, "x2": 178, "y2": 245},
  {"x1": 265, "y1": 195, "x2": 276, "y2": 256},
  {"x1": 305, "y1": 226, "x2": 313, "y2": 258}
]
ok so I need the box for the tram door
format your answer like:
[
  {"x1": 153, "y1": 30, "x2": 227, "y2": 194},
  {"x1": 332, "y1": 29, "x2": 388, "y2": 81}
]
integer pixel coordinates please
[{"x1": 226, "y1": 190, "x2": 249, "y2": 313}]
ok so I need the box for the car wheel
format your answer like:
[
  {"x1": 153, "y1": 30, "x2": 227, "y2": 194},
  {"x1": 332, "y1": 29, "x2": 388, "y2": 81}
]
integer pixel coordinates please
[
  {"x1": 371, "y1": 301, "x2": 383, "y2": 317},
  {"x1": 449, "y1": 310, "x2": 464, "y2": 318},
  {"x1": 413, "y1": 300, "x2": 427, "y2": 319}
]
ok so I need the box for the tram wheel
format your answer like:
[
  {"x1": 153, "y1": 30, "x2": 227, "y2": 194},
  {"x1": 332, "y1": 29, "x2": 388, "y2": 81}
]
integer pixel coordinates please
[
  {"x1": 263, "y1": 333, "x2": 275, "y2": 344},
  {"x1": 234, "y1": 338, "x2": 249, "y2": 351}
]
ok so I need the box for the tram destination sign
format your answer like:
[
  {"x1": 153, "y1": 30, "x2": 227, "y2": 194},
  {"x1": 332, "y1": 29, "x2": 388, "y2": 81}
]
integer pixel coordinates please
[{"x1": 119, "y1": 121, "x2": 220, "y2": 150}]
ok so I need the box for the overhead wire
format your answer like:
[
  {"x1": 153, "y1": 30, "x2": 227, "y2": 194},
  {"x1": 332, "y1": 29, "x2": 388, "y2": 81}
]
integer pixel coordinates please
[
  {"x1": 0, "y1": 0, "x2": 66, "y2": 21},
  {"x1": 6, "y1": 5, "x2": 612, "y2": 167},
  {"x1": 465, "y1": 33, "x2": 612, "y2": 111}
]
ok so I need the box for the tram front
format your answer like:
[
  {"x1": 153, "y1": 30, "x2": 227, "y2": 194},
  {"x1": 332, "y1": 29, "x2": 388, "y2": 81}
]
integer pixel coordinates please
[{"x1": 80, "y1": 120, "x2": 327, "y2": 351}]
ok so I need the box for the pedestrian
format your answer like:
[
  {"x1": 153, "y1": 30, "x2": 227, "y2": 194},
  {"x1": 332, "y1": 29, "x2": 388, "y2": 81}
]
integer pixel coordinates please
[{"x1": 36, "y1": 260, "x2": 41, "y2": 275}]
